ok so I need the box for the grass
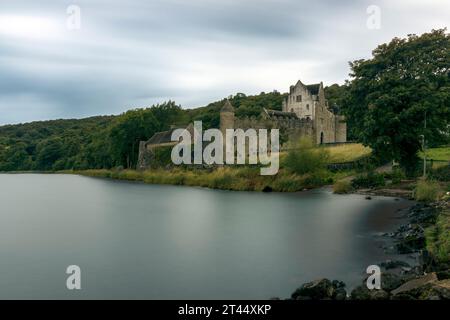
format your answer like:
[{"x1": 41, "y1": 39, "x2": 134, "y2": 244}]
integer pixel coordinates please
[
  {"x1": 323, "y1": 143, "x2": 372, "y2": 163},
  {"x1": 420, "y1": 146, "x2": 450, "y2": 161},
  {"x1": 414, "y1": 180, "x2": 442, "y2": 202},
  {"x1": 333, "y1": 179, "x2": 353, "y2": 194},
  {"x1": 425, "y1": 208, "x2": 450, "y2": 263},
  {"x1": 67, "y1": 165, "x2": 349, "y2": 193},
  {"x1": 280, "y1": 143, "x2": 371, "y2": 164}
]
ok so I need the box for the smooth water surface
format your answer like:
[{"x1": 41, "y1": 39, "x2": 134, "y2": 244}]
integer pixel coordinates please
[{"x1": 0, "y1": 174, "x2": 413, "y2": 299}]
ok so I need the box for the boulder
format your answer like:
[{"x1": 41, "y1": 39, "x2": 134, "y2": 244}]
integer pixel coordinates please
[
  {"x1": 350, "y1": 285, "x2": 389, "y2": 300},
  {"x1": 381, "y1": 272, "x2": 405, "y2": 292},
  {"x1": 291, "y1": 278, "x2": 347, "y2": 300},
  {"x1": 391, "y1": 273, "x2": 438, "y2": 298}
]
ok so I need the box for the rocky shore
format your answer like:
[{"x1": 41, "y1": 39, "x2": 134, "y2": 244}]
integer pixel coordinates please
[{"x1": 285, "y1": 199, "x2": 450, "y2": 300}]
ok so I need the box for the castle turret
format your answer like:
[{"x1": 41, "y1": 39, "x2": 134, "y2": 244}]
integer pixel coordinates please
[{"x1": 220, "y1": 100, "x2": 235, "y2": 136}]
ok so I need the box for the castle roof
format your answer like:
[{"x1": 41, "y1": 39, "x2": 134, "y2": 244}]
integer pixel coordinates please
[
  {"x1": 221, "y1": 100, "x2": 234, "y2": 112},
  {"x1": 146, "y1": 123, "x2": 194, "y2": 146},
  {"x1": 263, "y1": 108, "x2": 298, "y2": 119},
  {"x1": 306, "y1": 83, "x2": 320, "y2": 95},
  {"x1": 146, "y1": 128, "x2": 178, "y2": 145}
]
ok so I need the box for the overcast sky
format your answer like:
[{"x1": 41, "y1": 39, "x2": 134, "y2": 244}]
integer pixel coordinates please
[{"x1": 0, "y1": 0, "x2": 448, "y2": 125}]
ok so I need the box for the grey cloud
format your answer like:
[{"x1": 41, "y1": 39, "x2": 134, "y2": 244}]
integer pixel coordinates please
[{"x1": 0, "y1": 0, "x2": 448, "y2": 124}]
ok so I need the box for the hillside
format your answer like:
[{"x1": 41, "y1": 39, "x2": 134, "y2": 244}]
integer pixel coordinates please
[{"x1": 0, "y1": 90, "x2": 294, "y2": 171}]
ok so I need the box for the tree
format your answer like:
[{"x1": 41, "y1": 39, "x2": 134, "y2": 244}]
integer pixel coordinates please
[
  {"x1": 344, "y1": 29, "x2": 450, "y2": 176},
  {"x1": 36, "y1": 137, "x2": 64, "y2": 170},
  {"x1": 0, "y1": 143, "x2": 32, "y2": 171},
  {"x1": 109, "y1": 108, "x2": 159, "y2": 168}
]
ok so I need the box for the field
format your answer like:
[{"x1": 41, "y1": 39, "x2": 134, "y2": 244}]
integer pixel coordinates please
[
  {"x1": 323, "y1": 143, "x2": 372, "y2": 163},
  {"x1": 420, "y1": 146, "x2": 450, "y2": 161}
]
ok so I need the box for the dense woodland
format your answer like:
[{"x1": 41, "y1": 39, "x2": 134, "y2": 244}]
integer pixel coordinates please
[
  {"x1": 0, "y1": 91, "x2": 288, "y2": 171},
  {"x1": 0, "y1": 29, "x2": 448, "y2": 173}
]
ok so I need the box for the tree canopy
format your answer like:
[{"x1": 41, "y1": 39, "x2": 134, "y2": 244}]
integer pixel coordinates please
[{"x1": 343, "y1": 29, "x2": 450, "y2": 175}]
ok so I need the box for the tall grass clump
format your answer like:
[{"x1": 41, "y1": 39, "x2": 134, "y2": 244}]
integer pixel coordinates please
[
  {"x1": 333, "y1": 179, "x2": 353, "y2": 194},
  {"x1": 425, "y1": 210, "x2": 450, "y2": 263},
  {"x1": 283, "y1": 137, "x2": 329, "y2": 175},
  {"x1": 351, "y1": 171, "x2": 385, "y2": 189},
  {"x1": 414, "y1": 180, "x2": 441, "y2": 202}
]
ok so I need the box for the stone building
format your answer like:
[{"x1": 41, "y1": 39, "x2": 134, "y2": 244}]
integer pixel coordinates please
[
  {"x1": 137, "y1": 79, "x2": 346, "y2": 169},
  {"x1": 220, "y1": 80, "x2": 346, "y2": 144},
  {"x1": 281, "y1": 80, "x2": 346, "y2": 144}
]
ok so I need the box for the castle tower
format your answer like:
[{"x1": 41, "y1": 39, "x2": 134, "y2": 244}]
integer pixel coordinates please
[{"x1": 220, "y1": 100, "x2": 235, "y2": 135}]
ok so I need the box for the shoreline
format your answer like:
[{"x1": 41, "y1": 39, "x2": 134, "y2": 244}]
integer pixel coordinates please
[
  {"x1": 286, "y1": 199, "x2": 450, "y2": 300},
  {"x1": 1, "y1": 168, "x2": 340, "y2": 193}
]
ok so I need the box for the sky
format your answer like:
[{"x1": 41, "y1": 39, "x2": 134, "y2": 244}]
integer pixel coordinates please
[{"x1": 0, "y1": 0, "x2": 448, "y2": 125}]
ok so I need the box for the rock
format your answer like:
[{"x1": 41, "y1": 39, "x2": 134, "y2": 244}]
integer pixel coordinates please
[
  {"x1": 436, "y1": 270, "x2": 450, "y2": 280},
  {"x1": 335, "y1": 289, "x2": 347, "y2": 300},
  {"x1": 365, "y1": 196, "x2": 372, "y2": 200},
  {"x1": 381, "y1": 272, "x2": 405, "y2": 292},
  {"x1": 391, "y1": 273, "x2": 438, "y2": 297},
  {"x1": 262, "y1": 185, "x2": 273, "y2": 192},
  {"x1": 350, "y1": 285, "x2": 389, "y2": 300},
  {"x1": 395, "y1": 228, "x2": 426, "y2": 253},
  {"x1": 291, "y1": 278, "x2": 347, "y2": 300},
  {"x1": 426, "y1": 279, "x2": 450, "y2": 299}
]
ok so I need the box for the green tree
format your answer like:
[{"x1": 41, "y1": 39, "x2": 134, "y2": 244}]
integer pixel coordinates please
[
  {"x1": 0, "y1": 143, "x2": 32, "y2": 171},
  {"x1": 344, "y1": 29, "x2": 450, "y2": 176},
  {"x1": 36, "y1": 137, "x2": 64, "y2": 170},
  {"x1": 109, "y1": 108, "x2": 159, "y2": 168},
  {"x1": 283, "y1": 137, "x2": 329, "y2": 175}
]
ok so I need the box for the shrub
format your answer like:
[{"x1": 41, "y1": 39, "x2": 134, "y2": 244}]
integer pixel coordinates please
[
  {"x1": 429, "y1": 165, "x2": 450, "y2": 182},
  {"x1": 283, "y1": 137, "x2": 329, "y2": 175},
  {"x1": 425, "y1": 211, "x2": 450, "y2": 263},
  {"x1": 351, "y1": 171, "x2": 385, "y2": 189},
  {"x1": 382, "y1": 168, "x2": 406, "y2": 185},
  {"x1": 272, "y1": 174, "x2": 306, "y2": 192},
  {"x1": 414, "y1": 180, "x2": 441, "y2": 202},
  {"x1": 333, "y1": 180, "x2": 353, "y2": 194}
]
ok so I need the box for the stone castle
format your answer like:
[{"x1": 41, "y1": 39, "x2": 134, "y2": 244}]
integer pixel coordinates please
[{"x1": 138, "y1": 79, "x2": 346, "y2": 169}]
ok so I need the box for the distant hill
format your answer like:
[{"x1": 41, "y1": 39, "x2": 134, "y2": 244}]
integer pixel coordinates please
[{"x1": 0, "y1": 89, "x2": 296, "y2": 171}]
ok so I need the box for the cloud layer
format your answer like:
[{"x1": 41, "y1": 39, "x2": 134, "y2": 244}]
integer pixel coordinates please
[{"x1": 0, "y1": 0, "x2": 448, "y2": 124}]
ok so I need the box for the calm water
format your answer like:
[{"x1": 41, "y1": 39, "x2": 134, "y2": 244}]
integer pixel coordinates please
[{"x1": 0, "y1": 174, "x2": 413, "y2": 299}]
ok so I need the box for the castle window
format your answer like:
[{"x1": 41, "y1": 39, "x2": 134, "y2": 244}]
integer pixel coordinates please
[
  {"x1": 306, "y1": 104, "x2": 309, "y2": 110},
  {"x1": 296, "y1": 95, "x2": 302, "y2": 102}
]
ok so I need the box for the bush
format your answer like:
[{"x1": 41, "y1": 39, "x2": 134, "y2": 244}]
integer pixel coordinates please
[
  {"x1": 351, "y1": 171, "x2": 385, "y2": 189},
  {"x1": 382, "y1": 168, "x2": 405, "y2": 184},
  {"x1": 414, "y1": 180, "x2": 441, "y2": 202},
  {"x1": 272, "y1": 174, "x2": 306, "y2": 192},
  {"x1": 425, "y1": 211, "x2": 450, "y2": 263},
  {"x1": 283, "y1": 137, "x2": 329, "y2": 175},
  {"x1": 429, "y1": 165, "x2": 450, "y2": 182},
  {"x1": 333, "y1": 180, "x2": 353, "y2": 194}
]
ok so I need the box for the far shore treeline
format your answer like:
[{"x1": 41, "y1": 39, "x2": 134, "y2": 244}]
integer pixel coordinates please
[{"x1": 0, "y1": 29, "x2": 449, "y2": 174}]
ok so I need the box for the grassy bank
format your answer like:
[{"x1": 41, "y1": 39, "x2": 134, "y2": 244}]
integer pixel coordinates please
[
  {"x1": 420, "y1": 146, "x2": 450, "y2": 161},
  {"x1": 62, "y1": 142, "x2": 367, "y2": 192},
  {"x1": 66, "y1": 167, "x2": 353, "y2": 192},
  {"x1": 425, "y1": 206, "x2": 450, "y2": 264}
]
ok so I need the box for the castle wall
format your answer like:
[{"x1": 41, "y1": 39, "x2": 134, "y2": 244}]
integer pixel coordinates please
[
  {"x1": 234, "y1": 116, "x2": 314, "y2": 143},
  {"x1": 335, "y1": 115, "x2": 347, "y2": 143},
  {"x1": 314, "y1": 102, "x2": 336, "y2": 144}
]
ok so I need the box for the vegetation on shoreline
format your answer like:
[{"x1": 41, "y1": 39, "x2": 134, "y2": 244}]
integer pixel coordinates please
[
  {"x1": 66, "y1": 167, "x2": 335, "y2": 192},
  {"x1": 425, "y1": 206, "x2": 450, "y2": 264}
]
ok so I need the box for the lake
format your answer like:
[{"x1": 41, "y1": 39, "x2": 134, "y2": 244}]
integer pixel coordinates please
[{"x1": 0, "y1": 174, "x2": 413, "y2": 299}]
